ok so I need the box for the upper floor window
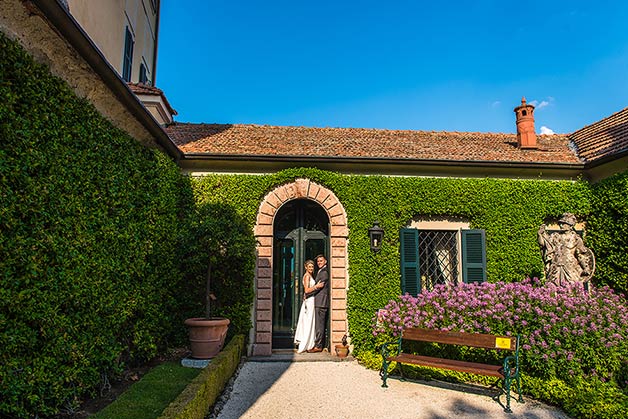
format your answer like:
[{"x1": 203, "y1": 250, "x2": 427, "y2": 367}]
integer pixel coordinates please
[
  {"x1": 139, "y1": 62, "x2": 148, "y2": 84},
  {"x1": 400, "y1": 217, "x2": 486, "y2": 295},
  {"x1": 122, "y1": 27, "x2": 134, "y2": 82}
]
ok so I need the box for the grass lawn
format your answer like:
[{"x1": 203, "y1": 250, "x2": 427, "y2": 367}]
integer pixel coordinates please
[{"x1": 92, "y1": 361, "x2": 201, "y2": 419}]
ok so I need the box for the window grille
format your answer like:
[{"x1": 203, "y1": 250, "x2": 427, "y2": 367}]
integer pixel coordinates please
[{"x1": 418, "y1": 230, "x2": 458, "y2": 291}]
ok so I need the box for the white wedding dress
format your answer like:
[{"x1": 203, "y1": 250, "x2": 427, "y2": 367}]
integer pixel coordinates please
[{"x1": 294, "y1": 274, "x2": 316, "y2": 353}]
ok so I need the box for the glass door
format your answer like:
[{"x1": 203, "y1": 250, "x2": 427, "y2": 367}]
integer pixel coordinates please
[
  {"x1": 298, "y1": 232, "x2": 327, "y2": 302},
  {"x1": 272, "y1": 237, "x2": 296, "y2": 345}
]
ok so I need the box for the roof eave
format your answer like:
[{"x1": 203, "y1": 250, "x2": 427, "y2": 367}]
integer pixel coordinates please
[
  {"x1": 583, "y1": 148, "x2": 628, "y2": 169},
  {"x1": 179, "y1": 153, "x2": 586, "y2": 179},
  {"x1": 181, "y1": 153, "x2": 583, "y2": 167}
]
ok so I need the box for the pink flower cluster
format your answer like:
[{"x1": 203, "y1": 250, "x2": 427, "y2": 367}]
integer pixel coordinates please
[{"x1": 373, "y1": 278, "x2": 628, "y2": 381}]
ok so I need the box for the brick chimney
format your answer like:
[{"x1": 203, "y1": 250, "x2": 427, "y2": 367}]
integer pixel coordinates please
[{"x1": 513, "y1": 97, "x2": 537, "y2": 149}]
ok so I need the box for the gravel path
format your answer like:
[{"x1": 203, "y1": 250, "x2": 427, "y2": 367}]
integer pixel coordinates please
[{"x1": 214, "y1": 359, "x2": 572, "y2": 419}]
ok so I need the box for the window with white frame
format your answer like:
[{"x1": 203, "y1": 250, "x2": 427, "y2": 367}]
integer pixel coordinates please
[{"x1": 400, "y1": 217, "x2": 486, "y2": 295}]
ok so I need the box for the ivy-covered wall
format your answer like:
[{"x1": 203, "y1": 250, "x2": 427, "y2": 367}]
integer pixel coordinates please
[
  {"x1": 0, "y1": 33, "x2": 200, "y2": 417},
  {"x1": 190, "y1": 169, "x2": 592, "y2": 357},
  {"x1": 587, "y1": 170, "x2": 628, "y2": 295}
]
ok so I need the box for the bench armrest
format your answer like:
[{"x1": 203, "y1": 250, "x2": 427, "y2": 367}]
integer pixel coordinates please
[
  {"x1": 502, "y1": 354, "x2": 520, "y2": 377},
  {"x1": 502, "y1": 335, "x2": 521, "y2": 378}
]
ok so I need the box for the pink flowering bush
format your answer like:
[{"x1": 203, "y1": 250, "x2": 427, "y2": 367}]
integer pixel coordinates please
[{"x1": 373, "y1": 278, "x2": 628, "y2": 385}]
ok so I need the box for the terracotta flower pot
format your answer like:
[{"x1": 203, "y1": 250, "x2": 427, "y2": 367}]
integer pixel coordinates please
[
  {"x1": 335, "y1": 344, "x2": 349, "y2": 358},
  {"x1": 184, "y1": 317, "x2": 230, "y2": 359}
]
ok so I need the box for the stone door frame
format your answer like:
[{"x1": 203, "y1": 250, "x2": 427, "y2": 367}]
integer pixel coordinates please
[{"x1": 250, "y1": 178, "x2": 349, "y2": 356}]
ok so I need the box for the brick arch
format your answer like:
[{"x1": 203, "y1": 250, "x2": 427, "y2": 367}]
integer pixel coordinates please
[{"x1": 250, "y1": 179, "x2": 349, "y2": 356}]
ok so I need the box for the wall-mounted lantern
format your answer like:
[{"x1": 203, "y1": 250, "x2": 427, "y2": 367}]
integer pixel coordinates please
[{"x1": 368, "y1": 221, "x2": 384, "y2": 253}]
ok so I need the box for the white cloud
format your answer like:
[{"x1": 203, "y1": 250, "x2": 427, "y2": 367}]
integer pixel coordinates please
[
  {"x1": 540, "y1": 126, "x2": 555, "y2": 135},
  {"x1": 491, "y1": 100, "x2": 501, "y2": 108},
  {"x1": 529, "y1": 97, "x2": 554, "y2": 110}
]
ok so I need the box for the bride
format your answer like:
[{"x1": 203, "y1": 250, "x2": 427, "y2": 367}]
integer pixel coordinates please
[{"x1": 294, "y1": 260, "x2": 317, "y2": 353}]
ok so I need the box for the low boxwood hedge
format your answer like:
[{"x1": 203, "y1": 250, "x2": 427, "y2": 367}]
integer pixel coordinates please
[{"x1": 158, "y1": 335, "x2": 245, "y2": 419}]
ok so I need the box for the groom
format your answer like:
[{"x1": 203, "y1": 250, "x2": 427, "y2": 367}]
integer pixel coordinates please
[{"x1": 306, "y1": 254, "x2": 329, "y2": 353}]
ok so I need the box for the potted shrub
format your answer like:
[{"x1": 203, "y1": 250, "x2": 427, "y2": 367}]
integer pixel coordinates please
[
  {"x1": 184, "y1": 259, "x2": 230, "y2": 359},
  {"x1": 183, "y1": 203, "x2": 255, "y2": 359}
]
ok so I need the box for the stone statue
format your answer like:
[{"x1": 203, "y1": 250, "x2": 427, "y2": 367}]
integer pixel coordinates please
[{"x1": 537, "y1": 213, "x2": 595, "y2": 287}]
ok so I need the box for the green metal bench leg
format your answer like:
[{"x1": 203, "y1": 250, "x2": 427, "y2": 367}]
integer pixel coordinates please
[
  {"x1": 503, "y1": 376, "x2": 512, "y2": 413},
  {"x1": 381, "y1": 359, "x2": 389, "y2": 388},
  {"x1": 399, "y1": 362, "x2": 406, "y2": 381},
  {"x1": 515, "y1": 374, "x2": 524, "y2": 404}
]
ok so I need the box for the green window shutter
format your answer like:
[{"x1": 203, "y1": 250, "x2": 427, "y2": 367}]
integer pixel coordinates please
[
  {"x1": 461, "y1": 229, "x2": 486, "y2": 283},
  {"x1": 400, "y1": 228, "x2": 420, "y2": 295}
]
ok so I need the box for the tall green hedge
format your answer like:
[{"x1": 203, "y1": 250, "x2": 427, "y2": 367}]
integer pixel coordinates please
[
  {"x1": 1, "y1": 32, "x2": 256, "y2": 417},
  {"x1": 0, "y1": 33, "x2": 192, "y2": 417},
  {"x1": 190, "y1": 169, "x2": 592, "y2": 356}
]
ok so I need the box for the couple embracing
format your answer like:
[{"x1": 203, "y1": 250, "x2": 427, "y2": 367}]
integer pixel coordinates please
[{"x1": 294, "y1": 254, "x2": 329, "y2": 353}]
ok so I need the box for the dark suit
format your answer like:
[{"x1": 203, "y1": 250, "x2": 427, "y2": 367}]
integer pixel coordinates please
[{"x1": 309, "y1": 264, "x2": 329, "y2": 349}]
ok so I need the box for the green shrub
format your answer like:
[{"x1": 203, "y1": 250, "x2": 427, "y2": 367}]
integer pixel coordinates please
[
  {"x1": 564, "y1": 377, "x2": 628, "y2": 419},
  {"x1": 524, "y1": 375, "x2": 628, "y2": 419},
  {"x1": 179, "y1": 203, "x2": 256, "y2": 338}
]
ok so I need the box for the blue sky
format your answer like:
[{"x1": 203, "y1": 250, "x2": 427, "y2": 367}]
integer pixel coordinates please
[{"x1": 157, "y1": 1, "x2": 628, "y2": 134}]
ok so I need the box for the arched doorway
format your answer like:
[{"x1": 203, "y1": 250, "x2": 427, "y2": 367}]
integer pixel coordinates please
[
  {"x1": 272, "y1": 199, "x2": 329, "y2": 348},
  {"x1": 251, "y1": 179, "x2": 349, "y2": 356}
]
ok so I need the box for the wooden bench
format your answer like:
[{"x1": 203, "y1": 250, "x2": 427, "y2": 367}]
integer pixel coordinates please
[{"x1": 380, "y1": 327, "x2": 523, "y2": 413}]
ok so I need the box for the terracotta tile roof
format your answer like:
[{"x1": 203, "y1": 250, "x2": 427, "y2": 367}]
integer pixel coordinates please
[
  {"x1": 127, "y1": 82, "x2": 178, "y2": 115},
  {"x1": 569, "y1": 107, "x2": 628, "y2": 163},
  {"x1": 165, "y1": 123, "x2": 582, "y2": 165},
  {"x1": 128, "y1": 82, "x2": 163, "y2": 95}
]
